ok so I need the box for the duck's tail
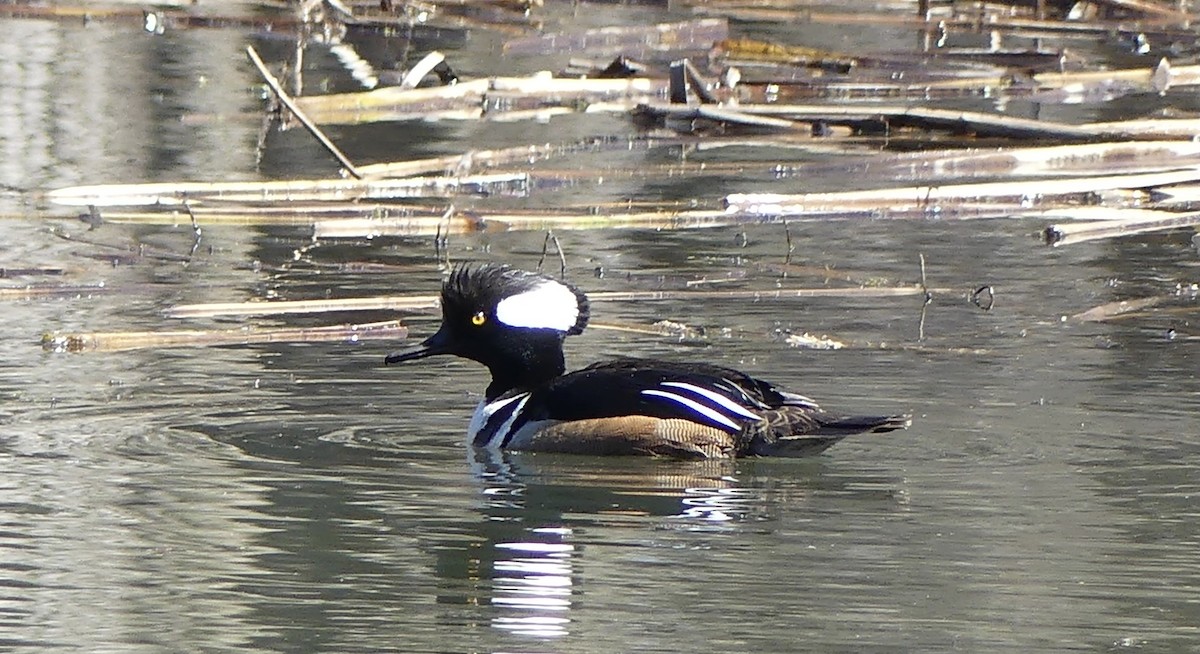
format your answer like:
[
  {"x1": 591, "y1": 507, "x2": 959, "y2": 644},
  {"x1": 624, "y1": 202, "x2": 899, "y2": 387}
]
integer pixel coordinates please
[
  {"x1": 747, "y1": 412, "x2": 910, "y2": 457},
  {"x1": 816, "y1": 413, "x2": 911, "y2": 436}
]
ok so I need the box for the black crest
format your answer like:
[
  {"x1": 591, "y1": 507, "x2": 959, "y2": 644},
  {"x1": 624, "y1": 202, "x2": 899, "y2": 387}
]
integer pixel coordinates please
[{"x1": 442, "y1": 263, "x2": 590, "y2": 335}]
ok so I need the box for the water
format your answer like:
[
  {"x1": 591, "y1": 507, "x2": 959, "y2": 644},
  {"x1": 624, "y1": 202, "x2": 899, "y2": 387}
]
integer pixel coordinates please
[{"x1": 3, "y1": 5, "x2": 1200, "y2": 653}]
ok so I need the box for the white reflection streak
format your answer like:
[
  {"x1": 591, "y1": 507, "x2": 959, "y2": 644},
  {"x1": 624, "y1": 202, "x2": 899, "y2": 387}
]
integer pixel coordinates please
[
  {"x1": 675, "y1": 487, "x2": 760, "y2": 522},
  {"x1": 490, "y1": 529, "x2": 575, "y2": 638}
]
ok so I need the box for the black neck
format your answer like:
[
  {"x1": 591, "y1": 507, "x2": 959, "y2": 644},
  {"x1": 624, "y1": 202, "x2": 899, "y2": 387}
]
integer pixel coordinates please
[{"x1": 482, "y1": 338, "x2": 567, "y2": 400}]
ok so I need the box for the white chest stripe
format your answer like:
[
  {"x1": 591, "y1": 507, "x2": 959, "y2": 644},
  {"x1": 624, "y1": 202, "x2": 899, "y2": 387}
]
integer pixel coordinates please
[
  {"x1": 641, "y1": 389, "x2": 742, "y2": 431},
  {"x1": 474, "y1": 393, "x2": 524, "y2": 423},
  {"x1": 660, "y1": 381, "x2": 763, "y2": 420},
  {"x1": 495, "y1": 395, "x2": 531, "y2": 447},
  {"x1": 470, "y1": 393, "x2": 529, "y2": 445}
]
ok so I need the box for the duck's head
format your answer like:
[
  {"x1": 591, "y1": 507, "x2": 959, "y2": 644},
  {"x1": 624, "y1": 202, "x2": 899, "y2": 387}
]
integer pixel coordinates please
[{"x1": 386, "y1": 263, "x2": 589, "y2": 396}]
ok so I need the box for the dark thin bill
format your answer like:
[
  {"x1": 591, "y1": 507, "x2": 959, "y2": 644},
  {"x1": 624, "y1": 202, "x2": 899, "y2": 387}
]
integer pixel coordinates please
[{"x1": 384, "y1": 329, "x2": 451, "y2": 364}]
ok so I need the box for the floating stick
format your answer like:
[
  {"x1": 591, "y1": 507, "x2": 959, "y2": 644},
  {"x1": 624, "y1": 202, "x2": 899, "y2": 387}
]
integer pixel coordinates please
[
  {"x1": 1069, "y1": 295, "x2": 1174, "y2": 322},
  {"x1": 166, "y1": 285, "x2": 947, "y2": 319},
  {"x1": 46, "y1": 172, "x2": 529, "y2": 207},
  {"x1": 166, "y1": 295, "x2": 441, "y2": 319},
  {"x1": 44, "y1": 321, "x2": 408, "y2": 353},
  {"x1": 1042, "y1": 209, "x2": 1200, "y2": 246},
  {"x1": 726, "y1": 168, "x2": 1200, "y2": 217}
]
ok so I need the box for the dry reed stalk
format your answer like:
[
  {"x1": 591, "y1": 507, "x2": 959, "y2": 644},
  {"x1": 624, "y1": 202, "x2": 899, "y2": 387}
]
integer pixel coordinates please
[
  {"x1": 379, "y1": 140, "x2": 1200, "y2": 190},
  {"x1": 45, "y1": 172, "x2": 529, "y2": 207},
  {"x1": 293, "y1": 75, "x2": 664, "y2": 125},
  {"x1": 640, "y1": 101, "x2": 1096, "y2": 139},
  {"x1": 166, "y1": 296, "x2": 441, "y2": 319},
  {"x1": 166, "y1": 284, "x2": 941, "y2": 320},
  {"x1": 586, "y1": 287, "x2": 945, "y2": 302},
  {"x1": 93, "y1": 205, "x2": 431, "y2": 226},
  {"x1": 293, "y1": 78, "x2": 489, "y2": 122},
  {"x1": 1042, "y1": 209, "x2": 1200, "y2": 246},
  {"x1": 0, "y1": 284, "x2": 111, "y2": 300},
  {"x1": 647, "y1": 101, "x2": 1200, "y2": 141},
  {"x1": 1069, "y1": 296, "x2": 1175, "y2": 322},
  {"x1": 689, "y1": 5, "x2": 1192, "y2": 34},
  {"x1": 1146, "y1": 183, "x2": 1200, "y2": 205},
  {"x1": 353, "y1": 136, "x2": 665, "y2": 179},
  {"x1": 311, "y1": 209, "x2": 733, "y2": 238},
  {"x1": 905, "y1": 59, "x2": 1196, "y2": 94},
  {"x1": 43, "y1": 321, "x2": 408, "y2": 353},
  {"x1": 0, "y1": 3, "x2": 308, "y2": 31},
  {"x1": 843, "y1": 141, "x2": 1200, "y2": 180},
  {"x1": 725, "y1": 168, "x2": 1200, "y2": 217}
]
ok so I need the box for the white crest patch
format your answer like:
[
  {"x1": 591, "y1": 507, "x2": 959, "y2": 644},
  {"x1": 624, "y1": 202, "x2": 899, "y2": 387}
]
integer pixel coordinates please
[{"x1": 495, "y1": 280, "x2": 579, "y2": 331}]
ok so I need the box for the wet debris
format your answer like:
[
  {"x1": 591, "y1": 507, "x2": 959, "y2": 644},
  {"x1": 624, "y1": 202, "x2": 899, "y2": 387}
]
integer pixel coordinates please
[{"x1": 783, "y1": 332, "x2": 846, "y2": 350}]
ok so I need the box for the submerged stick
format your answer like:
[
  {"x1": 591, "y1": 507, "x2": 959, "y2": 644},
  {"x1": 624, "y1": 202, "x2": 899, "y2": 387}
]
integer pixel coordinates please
[
  {"x1": 1069, "y1": 295, "x2": 1175, "y2": 322},
  {"x1": 43, "y1": 320, "x2": 407, "y2": 353},
  {"x1": 246, "y1": 45, "x2": 363, "y2": 179}
]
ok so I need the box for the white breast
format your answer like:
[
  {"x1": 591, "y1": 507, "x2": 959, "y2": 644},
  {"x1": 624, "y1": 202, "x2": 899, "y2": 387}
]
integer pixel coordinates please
[{"x1": 467, "y1": 393, "x2": 531, "y2": 448}]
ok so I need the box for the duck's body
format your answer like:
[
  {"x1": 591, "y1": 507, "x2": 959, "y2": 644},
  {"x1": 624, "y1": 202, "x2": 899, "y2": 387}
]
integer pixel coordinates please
[{"x1": 387, "y1": 263, "x2": 908, "y2": 459}]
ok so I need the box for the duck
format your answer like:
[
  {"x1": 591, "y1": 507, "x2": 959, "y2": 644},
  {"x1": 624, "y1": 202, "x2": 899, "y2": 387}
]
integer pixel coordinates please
[{"x1": 385, "y1": 263, "x2": 909, "y2": 458}]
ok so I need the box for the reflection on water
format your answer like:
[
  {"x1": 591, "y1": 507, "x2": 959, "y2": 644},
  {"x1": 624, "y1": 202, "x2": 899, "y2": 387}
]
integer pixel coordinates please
[
  {"x1": 491, "y1": 529, "x2": 573, "y2": 637},
  {"x1": 470, "y1": 452, "x2": 580, "y2": 639},
  {"x1": 443, "y1": 448, "x2": 912, "y2": 646},
  {"x1": 463, "y1": 449, "x2": 757, "y2": 641}
]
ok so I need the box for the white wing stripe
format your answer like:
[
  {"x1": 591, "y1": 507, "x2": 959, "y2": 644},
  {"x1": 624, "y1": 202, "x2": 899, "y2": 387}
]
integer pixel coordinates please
[
  {"x1": 641, "y1": 389, "x2": 742, "y2": 431},
  {"x1": 661, "y1": 381, "x2": 763, "y2": 420}
]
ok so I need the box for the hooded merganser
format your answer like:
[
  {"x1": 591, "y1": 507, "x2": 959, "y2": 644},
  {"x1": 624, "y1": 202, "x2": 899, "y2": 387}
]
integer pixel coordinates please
[{"x1": 385, "y1": 263, "x2": 909, "y2": 458}]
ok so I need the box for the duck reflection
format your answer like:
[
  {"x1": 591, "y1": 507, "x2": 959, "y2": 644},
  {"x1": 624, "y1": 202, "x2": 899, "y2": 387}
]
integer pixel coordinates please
[
  {"x1": 467, "y1": 447, "x2": 764, "y2": 520},
  {"x1": 489, "y1": 527, "x2": 574, "y2": 637},
  {"x1": 444, "y1": 448, "x2": 799, "y2": 640}
]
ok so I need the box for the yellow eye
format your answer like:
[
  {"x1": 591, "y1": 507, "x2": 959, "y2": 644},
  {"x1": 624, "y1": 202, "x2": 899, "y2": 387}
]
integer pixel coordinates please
[{"x1": 471, "y1": 311, "x2": 487, "y2": 326}]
